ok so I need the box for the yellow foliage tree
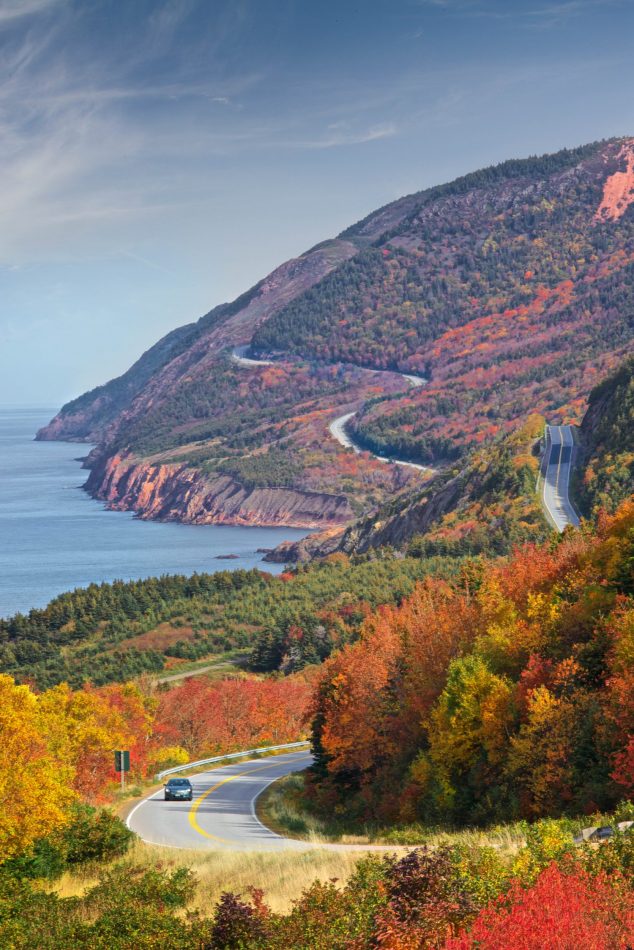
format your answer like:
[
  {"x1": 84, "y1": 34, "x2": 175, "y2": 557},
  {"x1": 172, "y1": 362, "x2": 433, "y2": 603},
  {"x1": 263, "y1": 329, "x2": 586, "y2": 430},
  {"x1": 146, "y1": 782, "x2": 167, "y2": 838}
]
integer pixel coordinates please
[{"x1": 0, "y1": 675, "x2": 75, "y2": 860}]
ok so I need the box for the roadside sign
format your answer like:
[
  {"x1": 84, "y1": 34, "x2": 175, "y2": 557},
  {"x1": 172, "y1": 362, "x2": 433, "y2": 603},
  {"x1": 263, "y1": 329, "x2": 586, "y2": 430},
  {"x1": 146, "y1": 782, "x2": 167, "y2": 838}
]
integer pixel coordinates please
[
  {"x1": 114, "y1": 750, "x2": 130, "y2": 791},
  {"x1": 114, "y1": 750, "x2": 130, "y2": 772}
]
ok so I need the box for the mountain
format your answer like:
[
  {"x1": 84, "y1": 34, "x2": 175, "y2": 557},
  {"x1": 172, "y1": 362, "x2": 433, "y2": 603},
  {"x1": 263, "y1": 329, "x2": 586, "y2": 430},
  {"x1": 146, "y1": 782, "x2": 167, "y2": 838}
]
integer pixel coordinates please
[{"x1": 38, "y1": 138, "x2": 634, "y2": 532}]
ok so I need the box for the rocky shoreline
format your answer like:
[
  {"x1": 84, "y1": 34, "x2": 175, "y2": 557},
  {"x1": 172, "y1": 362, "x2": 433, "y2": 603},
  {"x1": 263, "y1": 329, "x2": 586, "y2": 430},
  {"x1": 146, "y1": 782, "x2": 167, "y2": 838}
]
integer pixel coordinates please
[{"x1": 84, "y1": 451, "x2": 354, "y2": 531}]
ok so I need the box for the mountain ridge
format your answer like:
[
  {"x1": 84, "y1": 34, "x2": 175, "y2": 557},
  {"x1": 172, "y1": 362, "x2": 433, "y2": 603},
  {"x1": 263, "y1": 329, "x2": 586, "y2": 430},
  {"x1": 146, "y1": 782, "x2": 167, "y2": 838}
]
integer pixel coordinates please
[{"x1": 38, "y1": 137, "x2": 634, "y2": 536}]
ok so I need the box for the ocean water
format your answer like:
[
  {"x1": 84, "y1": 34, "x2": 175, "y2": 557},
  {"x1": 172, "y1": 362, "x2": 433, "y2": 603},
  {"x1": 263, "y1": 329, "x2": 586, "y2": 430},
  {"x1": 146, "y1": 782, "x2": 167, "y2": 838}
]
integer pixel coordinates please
[{"x1": 0, "y1": 407, "x2": 308, "y2": 619}]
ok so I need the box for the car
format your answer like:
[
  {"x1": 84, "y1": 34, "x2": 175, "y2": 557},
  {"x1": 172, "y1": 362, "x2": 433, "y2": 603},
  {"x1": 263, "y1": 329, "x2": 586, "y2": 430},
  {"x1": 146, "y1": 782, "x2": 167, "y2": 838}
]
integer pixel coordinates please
[{"x1": 164, "y1": 777, "x2": 193, "y2": 801}]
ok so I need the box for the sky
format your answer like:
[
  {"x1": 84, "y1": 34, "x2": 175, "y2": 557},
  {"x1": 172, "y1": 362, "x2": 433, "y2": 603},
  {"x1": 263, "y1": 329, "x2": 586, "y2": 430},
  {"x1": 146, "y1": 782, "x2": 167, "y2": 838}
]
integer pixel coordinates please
[{"x1": 1, "y1": 0, "x2": 633, "y2": 406}]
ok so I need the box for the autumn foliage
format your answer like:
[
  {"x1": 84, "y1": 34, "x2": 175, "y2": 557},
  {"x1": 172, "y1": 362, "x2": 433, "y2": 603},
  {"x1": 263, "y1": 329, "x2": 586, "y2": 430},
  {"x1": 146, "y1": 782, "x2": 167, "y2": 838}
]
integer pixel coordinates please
[
  {"x1": 155, "y1": 673, "x2": 313, "y2": 757},
  {"x1": 311, "y1": 500, "x2": 634, "y2": 825},
  {"x1": 0, "y1": 670, "x2": 311, "y2": 863},
  {"x1": 447, "y1": 863, "x2": 634, "y2": 949}
]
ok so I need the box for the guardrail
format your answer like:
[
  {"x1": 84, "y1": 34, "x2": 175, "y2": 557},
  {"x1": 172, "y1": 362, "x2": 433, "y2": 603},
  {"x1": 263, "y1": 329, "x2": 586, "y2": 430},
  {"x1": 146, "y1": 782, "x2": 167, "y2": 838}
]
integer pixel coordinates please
[{"x1": 155, "y1": 740, "x2": 311, "y2": 781}]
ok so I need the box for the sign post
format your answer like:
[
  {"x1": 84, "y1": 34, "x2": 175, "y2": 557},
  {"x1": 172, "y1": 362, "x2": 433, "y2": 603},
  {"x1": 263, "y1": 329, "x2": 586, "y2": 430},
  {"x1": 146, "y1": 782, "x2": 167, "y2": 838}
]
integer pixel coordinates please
[{"x1": 114, "y1": 750, "x2": 130, "y2": 792}]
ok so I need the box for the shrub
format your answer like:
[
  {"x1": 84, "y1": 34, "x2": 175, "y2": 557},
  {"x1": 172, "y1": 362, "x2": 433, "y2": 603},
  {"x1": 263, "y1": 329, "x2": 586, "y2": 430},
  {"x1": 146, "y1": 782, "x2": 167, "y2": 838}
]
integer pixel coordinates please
[
  {"x1": 2, "y1": 805, "x2": 133, "y2": 880},
  {"x1": 62, "y1": 805, "x2": 134, "y2": 865},
  {"x1": 210, "y1": 890, "x2": 271, "y2": 948},
  {"x1": 447, "y1": 862, "x2": 634, "y2": 949},
  {"x1": 374, "y1": 848, "x2": 477, "y2": 946}
]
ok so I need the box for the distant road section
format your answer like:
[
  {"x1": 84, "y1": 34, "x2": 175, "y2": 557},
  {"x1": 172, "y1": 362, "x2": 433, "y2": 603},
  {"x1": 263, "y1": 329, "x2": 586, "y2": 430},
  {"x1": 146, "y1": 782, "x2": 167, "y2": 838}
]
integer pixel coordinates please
[
  {"x1": 328, "y1": 410, "x2": 433, "y2": 473},
  {"x1": 541, "y1": 425, "x2": 581, "y2": 532},
  {"x1": 231, "y1": 345, "x2": 274, "y2": 367},
  {"x1": 231, "y1": 344, "x2": 432, "y2": 474},
  {"x1": 328, "y1": 373, "x2": 431, "y2": 473}
]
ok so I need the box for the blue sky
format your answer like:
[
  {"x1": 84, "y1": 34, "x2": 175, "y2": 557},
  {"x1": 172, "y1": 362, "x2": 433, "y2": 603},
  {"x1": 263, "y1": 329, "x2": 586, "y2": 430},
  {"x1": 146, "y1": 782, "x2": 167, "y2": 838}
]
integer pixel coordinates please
[{"x1": 1, "y1": 0, "x2": 633, "y2": 405}]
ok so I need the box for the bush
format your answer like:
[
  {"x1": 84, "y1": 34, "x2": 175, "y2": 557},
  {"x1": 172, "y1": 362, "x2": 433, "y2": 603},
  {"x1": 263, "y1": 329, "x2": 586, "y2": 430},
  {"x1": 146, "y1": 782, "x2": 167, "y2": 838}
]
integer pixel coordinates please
[
  {"x1": 374, "y1": 848, "x2": 477, "y2": 945},
  {"x1": 62, "y1": 805, "x2": 134, "y2": 865},
  {"x1": 211, "y1": 890, "x2": 271, "y2": 948},
  {"x1": 447, "y1": 862, "x2": 634, "y2": 949},
  {"x1": 3, "y1": 805, "x2": 133, "y2": 880}
]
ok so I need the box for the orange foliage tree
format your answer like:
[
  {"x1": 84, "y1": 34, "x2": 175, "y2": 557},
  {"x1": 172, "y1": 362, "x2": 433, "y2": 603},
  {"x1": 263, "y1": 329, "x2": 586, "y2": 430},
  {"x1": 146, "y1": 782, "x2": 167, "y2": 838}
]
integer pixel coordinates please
[{"x1": 310, "y1": 500, "x2": 634, "y2": 824}]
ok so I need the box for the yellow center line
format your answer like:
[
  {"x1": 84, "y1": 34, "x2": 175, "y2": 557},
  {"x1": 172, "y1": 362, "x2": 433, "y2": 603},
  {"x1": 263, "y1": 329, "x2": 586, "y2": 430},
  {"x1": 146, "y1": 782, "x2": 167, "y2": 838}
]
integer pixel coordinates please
[{"x1": 188, "y1": 755, "x2": 313, "y2": 844}]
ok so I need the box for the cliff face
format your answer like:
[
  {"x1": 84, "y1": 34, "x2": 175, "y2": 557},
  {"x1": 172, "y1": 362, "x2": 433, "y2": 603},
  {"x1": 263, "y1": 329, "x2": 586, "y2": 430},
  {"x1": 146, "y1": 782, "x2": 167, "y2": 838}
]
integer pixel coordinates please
[
  {"x1": 267, "y1": 466, "x2": 473, "y2": 560},
  {"x1": 86, "y1": 453, "x2": 353, "y2": 529}
]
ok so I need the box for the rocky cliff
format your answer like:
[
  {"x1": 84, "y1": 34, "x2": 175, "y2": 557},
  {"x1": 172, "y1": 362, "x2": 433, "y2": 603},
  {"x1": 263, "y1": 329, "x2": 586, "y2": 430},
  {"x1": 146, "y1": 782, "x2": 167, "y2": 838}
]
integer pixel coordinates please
[{"x1": 86, "y1": 453, "x2": 353, "y2": 529}]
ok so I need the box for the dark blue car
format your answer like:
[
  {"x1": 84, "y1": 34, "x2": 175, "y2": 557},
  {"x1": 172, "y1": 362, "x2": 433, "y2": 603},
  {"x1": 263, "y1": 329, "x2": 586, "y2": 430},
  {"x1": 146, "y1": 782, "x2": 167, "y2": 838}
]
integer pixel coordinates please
[{"x1": 164, "y1": 777, "x2": 193, "y2": 801}]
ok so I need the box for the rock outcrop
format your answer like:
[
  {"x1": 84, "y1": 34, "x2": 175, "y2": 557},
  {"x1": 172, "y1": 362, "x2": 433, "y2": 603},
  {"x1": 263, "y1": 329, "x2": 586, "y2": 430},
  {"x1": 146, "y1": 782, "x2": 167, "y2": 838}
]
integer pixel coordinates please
[
  {"x1": 595, "y1": 138, "x2": 634, "y2": 222},
  {"x1": 86, "y1": 453, "x2": 353, "y2": 529},
  {"x1": 267, "y1": 468, "x2": 467, "y2": 560}
]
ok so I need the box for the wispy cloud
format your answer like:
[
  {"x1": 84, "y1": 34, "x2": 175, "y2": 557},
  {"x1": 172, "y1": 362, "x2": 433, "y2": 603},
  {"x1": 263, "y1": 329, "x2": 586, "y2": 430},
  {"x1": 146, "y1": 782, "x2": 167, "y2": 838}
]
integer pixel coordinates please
[
  {"x1": 0, "y1": 0, "x2": 64, "y2": 24},
  {"x1": 415, "y1": 0, "x2": 627, "y2": 19},
  {"x1": 289, "y1": 122, "x2": 397, "y2": 150}
]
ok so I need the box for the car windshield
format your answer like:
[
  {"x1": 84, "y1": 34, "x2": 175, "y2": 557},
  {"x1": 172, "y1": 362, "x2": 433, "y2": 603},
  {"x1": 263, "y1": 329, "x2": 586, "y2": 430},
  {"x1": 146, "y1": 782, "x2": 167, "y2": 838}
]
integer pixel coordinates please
[{"x1": 167, "y1": 779, "x2": 190, "y2": 787}]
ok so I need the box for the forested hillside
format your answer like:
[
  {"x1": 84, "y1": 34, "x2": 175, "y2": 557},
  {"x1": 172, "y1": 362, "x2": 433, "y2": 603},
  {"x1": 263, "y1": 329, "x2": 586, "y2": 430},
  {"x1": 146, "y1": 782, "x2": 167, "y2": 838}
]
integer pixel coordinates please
[
  {"x1": 0, "y1": 554, "x2": 456, "y2": 688},
  {"x1": 37, "y1": 138, "x2": 634, "y2": 542},
  {"x1": 310, "y1": 500, "x2": 634, "y2": 825},
  {"x1": 576, "y1": 357, "x2": 634, "y2": 515},
  {"x1": 254, "y1": 141, "x2": 634, "y2": 465}
]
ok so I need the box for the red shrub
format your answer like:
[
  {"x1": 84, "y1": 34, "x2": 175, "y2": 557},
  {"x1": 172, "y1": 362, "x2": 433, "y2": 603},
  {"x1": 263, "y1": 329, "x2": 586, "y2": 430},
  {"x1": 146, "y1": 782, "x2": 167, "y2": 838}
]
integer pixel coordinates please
[{"x1": 446, "y1": 863, "x2": 634, "y2": 949}]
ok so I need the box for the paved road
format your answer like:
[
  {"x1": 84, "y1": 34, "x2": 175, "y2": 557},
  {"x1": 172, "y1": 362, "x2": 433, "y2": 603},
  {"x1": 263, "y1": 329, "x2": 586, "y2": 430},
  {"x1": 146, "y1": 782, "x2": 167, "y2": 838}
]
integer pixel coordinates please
[
  {"x1": 231, "y1": 345, "x2": 274, "y2": 367},
  {"x1": 231, "y1": 344, "x2": 431, "y2": 473},
  {"x1": 327, "y1": 370, "x2": 431, "y2": 474},
  {"x1": 128, "y1": 751, "x2": 315, "y2": 851},
  {"x1": 128, "y1": 750, "x2": 402, "y2": 853},
  {"x1": 328, "y1": 410, "x2": 433, "y2": 473},
  {"x1": 541, "y1": 425, "x2": 581, "y2": 532}
]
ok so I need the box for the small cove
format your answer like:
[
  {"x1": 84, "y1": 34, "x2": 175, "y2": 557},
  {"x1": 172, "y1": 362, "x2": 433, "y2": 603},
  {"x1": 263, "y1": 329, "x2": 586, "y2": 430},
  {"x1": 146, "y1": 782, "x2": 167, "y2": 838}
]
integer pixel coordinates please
[{"x1": 0, "y1": 407, "x2": 307, "y2": 618}]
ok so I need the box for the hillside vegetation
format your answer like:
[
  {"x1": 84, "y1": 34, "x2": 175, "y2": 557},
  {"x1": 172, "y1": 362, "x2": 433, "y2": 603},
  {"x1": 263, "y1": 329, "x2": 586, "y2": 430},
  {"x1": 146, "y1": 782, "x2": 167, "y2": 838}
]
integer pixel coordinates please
[
  {"x1": 0, "y1": 554, "x2": 457, "y2": 688},
  {"x1": 37, "y1": 138, "x2": 634, "y2": 545},
  {"x1": 1, "y1": 501, "x2": 634, "y2": 946},
  {"x1": 576, "y1": 356, "x2": 634, "y2": 516},
  {"x1": 309, "y1": 501, "x2": 634, "y2": 825}
]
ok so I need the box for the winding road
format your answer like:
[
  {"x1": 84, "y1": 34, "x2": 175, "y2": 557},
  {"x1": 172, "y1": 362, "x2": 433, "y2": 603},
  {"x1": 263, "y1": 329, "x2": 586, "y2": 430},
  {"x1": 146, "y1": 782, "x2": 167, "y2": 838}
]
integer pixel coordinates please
[
  {"x1": 127, "y1": 750, "x2": 402, "y2": 852},
  {"x1": 128, "y1": 751, "x2": 314, "y2": 851},
  {"x1": 232, "y1": 346, "x2": 433, "y2": 474},
  {"x1": 231, "y1": 344, "x2": 274, "y2": 367},
  {"x1": 541, "y1": 424, "x2": 581, "y2": 532}
]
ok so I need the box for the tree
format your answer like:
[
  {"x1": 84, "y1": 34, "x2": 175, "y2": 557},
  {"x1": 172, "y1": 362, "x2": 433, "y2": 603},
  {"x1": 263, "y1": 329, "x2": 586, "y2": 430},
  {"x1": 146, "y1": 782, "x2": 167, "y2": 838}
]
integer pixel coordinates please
[{"x1": 0, "y1": 675, "x2": 75, "y2": 860}]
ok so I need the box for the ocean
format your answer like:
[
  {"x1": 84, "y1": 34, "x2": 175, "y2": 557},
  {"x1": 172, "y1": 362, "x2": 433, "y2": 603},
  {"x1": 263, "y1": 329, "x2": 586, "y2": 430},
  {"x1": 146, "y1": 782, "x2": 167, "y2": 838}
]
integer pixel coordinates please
[{"x1": 0, "y1": 407, "x2": 307, "y2": 619}]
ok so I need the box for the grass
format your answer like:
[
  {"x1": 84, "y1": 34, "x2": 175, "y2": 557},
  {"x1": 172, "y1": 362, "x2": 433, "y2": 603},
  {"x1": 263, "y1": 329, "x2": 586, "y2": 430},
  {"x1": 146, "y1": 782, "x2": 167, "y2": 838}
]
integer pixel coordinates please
[
  {"x1": 48, "y1": 838, "x2": 369, "y2": 914},
  {"x1": 257, "y1": 772, "x2": 529, "y2": 855}
]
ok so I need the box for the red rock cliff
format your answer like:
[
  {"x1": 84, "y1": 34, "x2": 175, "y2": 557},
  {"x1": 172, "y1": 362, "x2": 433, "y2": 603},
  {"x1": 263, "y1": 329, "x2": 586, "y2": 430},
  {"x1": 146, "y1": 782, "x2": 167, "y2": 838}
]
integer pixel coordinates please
[{"x1": 86, "y1": 453, "x2": 353, "y2": 529}]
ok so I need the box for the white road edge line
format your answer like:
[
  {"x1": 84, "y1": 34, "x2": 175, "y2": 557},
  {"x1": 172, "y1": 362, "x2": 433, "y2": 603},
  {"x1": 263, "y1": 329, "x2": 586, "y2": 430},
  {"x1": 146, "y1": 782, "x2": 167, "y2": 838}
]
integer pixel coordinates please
[{"x1": 247, "y1": 754, "x2": 315, "y2": 843}]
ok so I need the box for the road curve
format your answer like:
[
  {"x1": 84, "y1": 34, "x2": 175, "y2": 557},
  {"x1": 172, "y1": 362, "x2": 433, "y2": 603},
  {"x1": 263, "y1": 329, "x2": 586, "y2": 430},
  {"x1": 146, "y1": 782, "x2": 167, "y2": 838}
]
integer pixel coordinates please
[
  {"x1": 127, "y1": 751, "x2": 403, "y2": 853},
  {"x1": 328, "y1": 410, "x2": 434, "y2": 474},
  {"x1": 541, "y1": 424, "x2": 581, "y2": 532},
  {"x1": 128, "y1": 751, "x2": 314, "y2": 851},
  {"x1": 231, "y1": 346, "x2": 431, "y2": 472},
  {"x1": 231, "y1": 345, "x2": 274, "y2": 367}
]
